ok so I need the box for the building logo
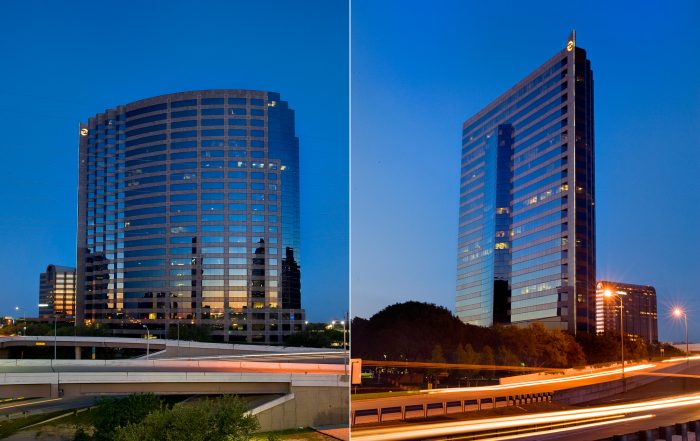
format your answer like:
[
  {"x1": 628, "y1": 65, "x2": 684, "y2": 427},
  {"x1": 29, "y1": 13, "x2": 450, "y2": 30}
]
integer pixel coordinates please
[
  {"x1": 80, "y1": 128, "x2": 88, "y2": 136},
  {"x1": 567, "y1": 40, "x2": 575, "y2": 52}
]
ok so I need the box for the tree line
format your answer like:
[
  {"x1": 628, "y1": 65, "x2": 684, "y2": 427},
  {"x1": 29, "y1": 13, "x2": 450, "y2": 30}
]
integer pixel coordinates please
[{"x1": 352, "y1": 301, "x2": 681, "y2": 368}]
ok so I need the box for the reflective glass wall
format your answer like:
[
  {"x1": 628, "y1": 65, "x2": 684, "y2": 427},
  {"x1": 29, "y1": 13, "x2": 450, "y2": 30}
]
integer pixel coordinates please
[
  {"x1": 457, "y1": 41, "x2": 595, "y2": 333},
  {"x1": 76, "y1": 90, "x2": 304, "y2": 343}
]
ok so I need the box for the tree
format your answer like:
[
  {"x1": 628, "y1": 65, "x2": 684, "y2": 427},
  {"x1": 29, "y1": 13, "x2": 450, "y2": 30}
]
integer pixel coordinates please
[
  {"x1": 93, "y1": 394, "x2": 163, "y2": 441},
  {"x1": 351, "y1": 301, "x2": 489, "y2": 361},
  {"x1": 496, "y1": 345, "x2": 520, "y2": 367},
  {"x1": 480, "y1": 345, "x2": 496, "y2": 377},
  {"x1": 431, "y1": 344, "x2": 446, "y2": 363},
  {"x1": 284, "y1": 328, "x2": 343, "y2": 348},
  {"x1": 454, "y1": 343, "x2": 480, "y2": 379},
  {"x1": 564, "y1": 335, "x2": 586, "y2": 366},
  {"x1": 626, "y1": 338, "x2": 648, "y2": 361},
  {"x1": 112, "y1": 396, "x2": 258, "y2": 441},
  {"x1": 73, "y1": 427, "x2": 91, "y2": 441},
  {"x1": 455, "y1": 343, "x2": 479, "y2": 365}
]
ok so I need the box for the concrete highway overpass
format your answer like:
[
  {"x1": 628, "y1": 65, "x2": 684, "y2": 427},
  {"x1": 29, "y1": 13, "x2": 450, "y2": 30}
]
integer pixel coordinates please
[
  {"x1": 0, "y1": 358, "x2": 349, "y2": 431},
  {"x1": 0, "y1": 337, "x2": 349, "y2": 431},
  {"x1": 0, "y1": 336, "x2": 344, "y2": 361}
]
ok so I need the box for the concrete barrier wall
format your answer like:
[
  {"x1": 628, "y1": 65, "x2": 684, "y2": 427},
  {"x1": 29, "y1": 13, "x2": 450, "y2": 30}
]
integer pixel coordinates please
[
  {"x1": 255, "y1": 385, "x2": 348, "y2": 432},
  {"x1": 499, "y1": 365, "x2": 622, "y2": 385},
  {"x1": 0, "y1": 359, "x2": 345, "y2": 374},
  {"x1": 0, "y1": 336, "x2": 340, "y2": 355},
  {"x1": 0, "y1": 370, "x2": 347, "y2": 399},
  {"x1": 553, "y1": 362, "x2": 689, "y2": 405},
  {"x1": 499, "y1": 371, "x2": 567, "y2": 385}
]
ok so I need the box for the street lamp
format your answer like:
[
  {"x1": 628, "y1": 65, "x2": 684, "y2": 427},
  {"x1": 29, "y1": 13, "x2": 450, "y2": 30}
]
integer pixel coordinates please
[
  {"x1": 340, "y1": 320, "x2": 346, "y2": 353},
  {"x1": 604, "y1": 289, "x2": 625, "y2": 386},
  {"x1": 142, "y1": 324, "x2": 150, "y2": 359},
  {"x1": 15, "y1": 306, "x2": 26, "y2": 336},
  {"x1": 38, "y1": 304, "x2": 57, "y2": 360},
  {"x1": 673, "y1": 308, "x2": 689, "y2": 363},
  {"x1": 331, "y1": 319, "x2": 348, "y2": 375}
]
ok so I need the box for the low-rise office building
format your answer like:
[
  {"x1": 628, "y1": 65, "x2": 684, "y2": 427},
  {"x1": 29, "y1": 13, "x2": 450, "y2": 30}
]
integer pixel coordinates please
[{"x1": 595, "y1": 280, "x2": 658, "y2": 343}]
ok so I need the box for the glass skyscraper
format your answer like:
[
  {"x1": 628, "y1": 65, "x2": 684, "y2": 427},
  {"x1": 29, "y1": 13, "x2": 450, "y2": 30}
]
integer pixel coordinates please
[
  {"x1": 457, "y1": 33, "x2": 595, "y2": 333},
  {"x1": 76, "y1": 90, "x2": 304, "y2": 343}
]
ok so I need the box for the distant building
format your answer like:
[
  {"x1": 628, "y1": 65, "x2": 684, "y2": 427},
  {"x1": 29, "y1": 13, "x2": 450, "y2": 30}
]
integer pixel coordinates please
[
  {"x1": 456, "y1": 31, "x2": 596, "y2": 333},
  {"x1": 595, "y1": 281, "x2": 658, "y2": 343},
  {"x1": 39, "y1": 265, "x2": 76, "y2": 318}
]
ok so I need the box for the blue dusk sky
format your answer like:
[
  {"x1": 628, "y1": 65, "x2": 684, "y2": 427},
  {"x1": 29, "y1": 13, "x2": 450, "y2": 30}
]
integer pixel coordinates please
[
  {"x1": 0, "y1": 0, "x2": 349, "y2": 322},
  {"x1": 351, "y1": 0, "x2": 700, "y2": 341}
]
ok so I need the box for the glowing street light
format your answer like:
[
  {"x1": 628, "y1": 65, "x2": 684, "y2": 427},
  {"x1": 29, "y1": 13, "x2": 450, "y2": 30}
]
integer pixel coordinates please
[
  {"x1": 673, "y1": 307, "x2": 689, "y2": 363},
  {"x1": 330, "y1": 318, "x2": 348, "y2": 375},
  {"x1": 15, "y1": 306, "x2": 26, "y2": 336},
  {"x1": 604, "y1": 289, "x2": 625, "y2": 386},
  {"x1": 38, "y1": 303, "x2": 57, "y2": 360},
  {"x1": 142, "y1": 324, "x2": 150, "y2": 359}
]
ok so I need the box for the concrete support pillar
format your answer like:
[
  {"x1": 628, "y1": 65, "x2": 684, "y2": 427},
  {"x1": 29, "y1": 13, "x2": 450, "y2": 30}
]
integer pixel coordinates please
[
  {"x1": 637, "y1": 429, "x2": 653, "y2": 441},
  {"x1": 675, "y1": 423, "x2": 689, "y2": 441},
  {"x1": 690, "y1": 420, "x2": 700, "y2": 434},
  {"x1": 659, "y1": 426, "x2": 673, "y2": 441},
  {"x1": 50, "y1": 383, "x2": 59, "y2": 398},
  {"x1": 74, "y1": 346, "x2": 81, "y2": 359}
]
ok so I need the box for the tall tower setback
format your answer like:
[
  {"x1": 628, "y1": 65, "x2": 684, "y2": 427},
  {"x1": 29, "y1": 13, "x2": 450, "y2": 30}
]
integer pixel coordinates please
[
  {"x1": 457, "y1": 33, "x2": 595, "y2": 333},
  {"x1": 76, "y1": 90, "x2": 305, "y2": 343}
]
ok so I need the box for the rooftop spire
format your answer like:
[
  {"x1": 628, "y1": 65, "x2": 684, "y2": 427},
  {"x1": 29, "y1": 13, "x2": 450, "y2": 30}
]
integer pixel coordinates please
[{"x1": 567, "y1": 29, "x2": 576, "y2": 52}]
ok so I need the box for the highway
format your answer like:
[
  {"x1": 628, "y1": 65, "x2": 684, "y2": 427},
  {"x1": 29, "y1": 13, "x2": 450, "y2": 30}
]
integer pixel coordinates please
[
  {"x1": 352, "y1": 391, "x2": 700, "y2": 440},
  {"x1": 0, "y1": 396, "x2": 97, "y2": 418},
  {"x1": 351, "y1": 361, "x2": 670, "y2": 423},
  {"x1": 351, "y1": 358, "x2": 700, "y2": 439}
]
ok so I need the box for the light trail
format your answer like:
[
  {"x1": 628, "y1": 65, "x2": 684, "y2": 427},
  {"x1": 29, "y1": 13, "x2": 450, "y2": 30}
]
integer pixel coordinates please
[
  {"x1": 0, "y1": 397, "x2": 60, "y2": 411},
  {"x1": 352, "y1": 391, "x2": 700, "y2": 440},
  {"x1": 362, "y1": 360, "x2": 565, "y2": 373},
  {"x1": 662, "y1": 355, "x2": 700, "y2": 363},
  {"x1": 421, "y1": 364, "x2": 655, "y2": 394},
  {"x1": 475, "y1": 414, "x2": 654, "y2": 441},
  {"x1": 156, "y1": 351, "x2": 343, "y2": 361}
]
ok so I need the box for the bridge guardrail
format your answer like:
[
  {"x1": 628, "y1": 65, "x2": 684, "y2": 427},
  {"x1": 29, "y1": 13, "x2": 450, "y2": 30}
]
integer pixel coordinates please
[{"x1": 351, "y1": 392, "x2": 554, "y2": 425}]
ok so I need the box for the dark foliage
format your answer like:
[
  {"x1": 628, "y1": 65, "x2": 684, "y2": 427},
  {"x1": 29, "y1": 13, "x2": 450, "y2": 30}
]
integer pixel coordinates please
[
  {"x1": 353, "y1": 301, "x2": 587, "y2": 368},
  {"x1": 166, "y1": 324, "x2": 214, "y2": 342},
  {"x1": 92, "y1": 394, "x2": 163, "y2": 441},
  {"x1": 352, "y1": 301, "x2": 490, "y2": 362},
  {"x1": 284, "y1": 328, "x2": 343, "y2": 348}
]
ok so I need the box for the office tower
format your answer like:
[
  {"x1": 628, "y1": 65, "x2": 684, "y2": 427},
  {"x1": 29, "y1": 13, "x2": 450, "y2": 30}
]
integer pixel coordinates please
[
  {"x1": 76, "y1": 90, "x2": 304, "y2": 343},
  {"x1": 595, "y1": 281, "x2": 658, "y2": 344},
  {"x1": 457, "y1": 32, "x2": 595, "y2": 333},
  {"x1": 39, "y1": 265, "x2": 76, "y2": 318}
]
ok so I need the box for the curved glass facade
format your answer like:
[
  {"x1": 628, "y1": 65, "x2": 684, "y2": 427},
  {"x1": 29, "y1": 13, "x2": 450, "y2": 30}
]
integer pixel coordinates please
[{"x1": 76, "y1": 90, "x2": 304, "y2": 343}]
